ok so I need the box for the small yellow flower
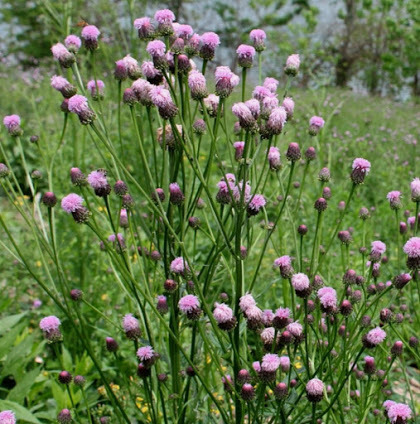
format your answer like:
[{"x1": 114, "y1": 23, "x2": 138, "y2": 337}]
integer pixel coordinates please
[
  {"x1": 206, "y1": 355, "x2": 211, "y2": 364},
  {"x1": 294, "y1": 362, "x2": 303, "y2": 370},
  {"x1": 35, "y1": 261, "x2": 42, "y2": 268},
  {"x1": 101, "y1": 294, "x2": 108, "y2": 301},
  {"x1": 98, "y1": 386, "x2": 106, "y2": 396},
  {"x1": 98, "y1": 206, "x2": 105, "y2": 212}
]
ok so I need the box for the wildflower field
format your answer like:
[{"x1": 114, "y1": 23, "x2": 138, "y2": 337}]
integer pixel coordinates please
[{"x1": 0, "y1": 5, "x2": 419, "y2": 424}]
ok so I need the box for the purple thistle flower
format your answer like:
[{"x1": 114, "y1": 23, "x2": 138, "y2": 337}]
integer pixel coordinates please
[
  {"x1": 203, "y1": 94, "x2": 220, "y2": 117},
  {"x1": 284, "y1": 54, "x2": 300, "y2": 76},
  {"x1": 233, "y1": 141, "x2": 245, "y2": 160},
  {"x1": 51, "y1": 75, "x2": 77, "y2": 98},
  {"x1": 150, "y1": 86, "x2": 178, "y2": 119},
  {"x1": 268, "y1": 146, "x2": 281, "y2": 171},
  {"x1": 387, "y1": 191, "x2": 402, "y2": 210},
  {"x1": 64, "y1": 34, "x2": 81, "y2": 52},
  {"x1": 188, "y1": 70, "x2": 208, "y2": 100},
  {"x1": 68, "y1": 95, "x2": 95, "y2": 124},
  {"x1": 170, "y1": 256, "x2": 189, "y2": 275},
  {"x1": 247, "y1": 194, "x2": 266, "y2": 216},
  {"x1": 154, "y1": 9, "x2": 175, "y2": 35},
  {"x1": 40, "y1": 315, "x2": 62, "y2": 342},
  {"x1": 0, "y1": 410, "x2": 16, "y2": 424},
  {"x1": 215, "y1": 66, "x2": 239, "y2": 98},
  {"x1": 213, "y1": 303, "x2": 236, "y2": 331},
  {"x1": 81, "y1": 25, "x2": 100, "y2": 50},
  {"x1": 123, "y1": 314, "x2": 141, "y2": 340},
  {"x1": 236, "y1": 44, "x2": 256, "y2": 68},
  {"x1": 3, "y1": 115, "x2": 23, "y2": 136},
  {"x1": 263, "y1": 77, "x2": 279, "y2": 93},
  {"x1": 309, "y1": 116, "x2": 325, "y2": 136},
  {"x1": 249, "y1": 29, "x2": 266, "y2": 51},
  {"x1": 410, "y1": 177, "x2": 420, "y2": 202},
  {"x1": 363, "y1": 327, "x2": 386, "y2": 348},
  {"x1": 403, "y1": 237, "x2": 420, "y2": 269},
  {"x1": 245, "y1": 99, "x2": 260, "y2": 119},
  {"x1": 133, "y1": 17, "x2": 155, "y2": 40},
  {"x1": 200, "y1": 32, "x2": 220, "y2": 60},
  {"x1": 51, "y1": 43, "x2": 75, "y2": 68},
  {"x1": 179, "y1": 295, "x2": 202, "y2": 320},
  {"x1": 306, "y1": 378, "x2": 324, "y2": 402},
  {"x1": 351, "y1": 158, "x2": 371, "y2": 184},
  {"x1": 266, "y1": 107, "x2": 287, "y2": 136},
  {"x1": 231, "y1": 102, "x2": 257, "y2": 132},
  {"x1": 282, "y1": 97, "x2": 294, "y2": 119},
  {"x1": 387, "y1": 403, "x2": 412, "y2": 423},
  {"x1": 87, "y1": 80, "x2": 105, "y2": 100}
]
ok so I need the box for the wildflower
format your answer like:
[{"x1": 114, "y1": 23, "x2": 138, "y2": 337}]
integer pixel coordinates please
[
  {"x1": 39, "y1": 315, "x2": 62, "y2": 342},
  {"x1": 215, "y1": 66, "x2": 239, "y2": 98},
  {"x1": 239, "y1": 293, "x2": 256, "y2": 313},
  {"x1": 57, "y1": 409, "x2": 72, "y2": 424},
  {"x1": 249, "y1": 29, "x2": 266, "y2": 51},
  {"x1": 156, "y1": 295, "x2": 168, "y2": 314},
  {"x1": 282, "y1": 97, "x2": 294, "y2": 119},
  {"x1": 88, "y1": 169, "x2": 111, "y2": 197},
  {"x1": 87, "y1": 80, "x2": 105, "y2": 100},
  {"x1": 306, "y1": 378, "x2": 324, "y2": 402},
  {"x1": 351, "y1": 158, "x2": 371, "y2": 184},
  {"x1": 70, "y1": 167, "x2": 86, "y2": 186},
  {"x1": 200, "y1": 32, "x2": 220, "y2": 60},
  {"x1": 213, "y1": 303, "x2": 236, "y2": 331},
  {"x1": 179, "y1": 295, "x2": 202, "y2": 320},
  {"x1": 0, "y1": 163, "x2": 10, "y2": 178},
  {"x1": 291, "y1": 273, "x2": 311, "y2": 298},
  {"x1": 338, "y1": 230, "x2": 352, "y2": 245},
  {"x1": 261, "y1": 353, "x2": 281, "y2": 372},
  {"x1": 51, "y1": 75, "x2": 77, "y2": 98},
  {"x1": 391, "y1": 341, "x2": 403, "y2": 356},
  {"x1": 403, "y1": 237, "x2": 420, "y2": 269},
  {"x1": 314, "y1": 197, "x2": 328, "y2": 212},
  {"x1": 154, "y1": 9, "x2": 175, "y2": 35},
  {"x1": 318, "y1": 167, "x2": 330, "y2": 182},
  {"x1": 192, "y1": 119, "x2": 206, "y2": 135},
  {"x1": 170, "y1": 256, "x2": 189, "y2": 276},
  {"x1": 266, "y1": 107, "x2": 287, "y2": 136},
  {"x1": 232, "y1": 102, "x2": 257, "y2": 132},
  {"x1": 175, "y1": 24, "x2": 194, "y2": 40},
  {"x1": 284, "y1": 54, "x2": 300, "y2": 76},
  {"x1": 286, "y1": 322, "x2": 303, "y2": 340},
  {"x1": 137, "y1": 346, "x2": 156, "y2": 367},
  {"x1": 273, "y1": 255, "x2": 294, "y2": 279},
  {"x1": 309, "y1": 116, "x2": 325, "y2": 136},
  {"x1": 150, "y1": 86, "x2": 178, "y2": 119},
  {"x1": 274, "y1": 382, "x2": 288, "y2": 399},
  {"x1": 147, "y1": 40, "x2": 167, "y2": 68},
  {"x1": 411, "y1": 177, "x2": 420, "y2": 202},
  {"x1": 305, "y1": 146, "x2": 316, "y2": 161},
  {"x1": 245, "y1": 99, "x2": 260, "y2": 118},
  {"x1": 286, "y1": 142, "x2": 301, "y2": 162},
  {"x1": 81, "y1": 25, "x2": 100, "y2": 50},
  {"x1": 188, "y1": 70, "x2": 208, "y2": 100},
  {"x1": 51, "y1": 43, "x2": 75, "y2": 68},
  {"x1": 203, "y1": 94, "x2": 220, "y2": 117},
  {"x1": 387, "y1": 403, "x2": 412, "y2": 424},
  {"x1": 68, "y1": 95, "x2": 96, "y2": 124},
  {"x1": 64, "y1": 34, "x2": 81, "y2": 53},
  {"x1": 134, "y1": 17, "x2": 155, "y2": 40},
  {"x1": 387, "y1": 191, "x2": 402, "y2": 210},
  {"x1": 70, "y1": 289, "x2": 83, "y2": 301},
  {"x1": 241, "y1": 383, "x2": 255, "y2": 401},
  {"x1": 272, "y1": 307, "x2": 290, "y2": 329},
  {"x1": 370, "y1": 240, "x2": 386, "y2": 262},
  {"x1": 114, "y1": 60, "x2": 128, "y2": 82},
  {"x1": 363, "y1": 356, "x2": 376, "y2": 374},
  {"x1": 105, "y1": 337, "x2": 119, "y2": 352},
  {"x1": 318, "y1": 287, "x2": 337, "y2": 313},
  {"x1": 267, "y1": 146, "x2": 281, "y2": 171},
  {"x1": 279, "y1": 356, "x2": 290, "y2": 372},
  {"x1": 58, "y1": 371, "x2": 72, "y2": 385},
  {"x1": 123, "y1": 314, "x2": 141, "y2": 340},
  {"x1": 185, "y1": 33, "x2": 200, "y2": 56},
  {"x1": 363, "y1": 327, "x2": 386, "y2": 348},
  {"x1": 132, "y1": 78, "x2": 154, "y2": 106},
  {"x1": 236, "y1": 44, "x2": 256, "y2": 68},
  {"x1": 393, "y1": 273, "x2": 411, "y2": 289},
  {"x1": 169, "y1": 183, "x2": 185, "y2": 205},
  {"x1": 3, "y1": 115, "x2": 23, "y2": 137}
]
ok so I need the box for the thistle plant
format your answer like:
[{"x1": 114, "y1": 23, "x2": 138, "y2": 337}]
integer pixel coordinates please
[{"x1": 0, "y1": 8, "x2": 418, "y2": 424}]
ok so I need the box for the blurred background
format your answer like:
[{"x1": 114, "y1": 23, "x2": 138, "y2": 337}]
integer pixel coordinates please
[{"x1": 0, "y1": 0, "x2": 419, "y2": 100}]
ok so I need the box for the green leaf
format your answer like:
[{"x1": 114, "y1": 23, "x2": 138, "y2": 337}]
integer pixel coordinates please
[
  {"x1": 0, "y1": 313, "x2": 26, "y2": 335},
  {"x1": 0, "y1": 400, "x2": 41, "y2": 423},
  {"x1": 7, "y1": 367, "x2": 41, "y2": 403}
]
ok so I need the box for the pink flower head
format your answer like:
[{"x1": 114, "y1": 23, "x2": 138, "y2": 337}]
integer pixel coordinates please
[
  {"x1": 33, "y1": 299, "x2": 42, "y2": 308},
  {"x1": 252, "y1": 361, "x2": 261, "y2": 373},
  {"x1": 147, "y1": 40, "x2": 166, "y2": 58},
  {"x1": 365, "y1": 327, "x2": 386, "y2": 346},
  {"x1": 213, "y1": 302, "x2": 234, "y2": 323},
  {"x1": 61, "y1": 193, "x2": 84, "y2": 213},
  {"x1": 282, "y1": 97, "x2": 295, "y2": 117},
  {"x1": 306, "y1": 378, "x2": 324, "y2": 396},
  {"x1": 247, "y1": 194, "x2": 266, "y2": 216},
  {"x1": 274, "y1": 255, "x2": 292, "y2": 268},
  {"x1": 133, "y1": 17, "x2": 155, "y2": 39},
  {"x1": 188, "y1": 70, "x2": 208, "y2": 100},
  {"x1": 252, "y1": 85, "x2": 272, "y2": 101},
  {"x1": 309, "y1": 116, "x2": 325, "y2": 128},
  {"x1": 233, "y1": 141, "x2": 245, "y2": 160},
  {"x1": 108, "y1": 233, "x2": 124, "y2": 244},
  {"x1": 231, "y1": 102, "x2": 256, "y2": 131},
  {"x1": 154, "y1": 9, "x2": 175, "y2": 24},
  {"x1": 122, "y1": 313, "x2": 139, "y2": 332},
  {"x1": 291, "y1": 273, "x2": 310, "y2": 291},
  {"x1": 261, "y1": 95, "x2": 279, "y2": 118},
  {"x1": 51, "y1": 43, "x2": 71, "y2": 60},
  {"x1": 407, "y1": 216, "x2": 416, "y2": 229},
  {"x1": 51, "y1": 75, "x2": 69, "y2": 91},
  {"x1": 249, "y1": 29, "x2": 266, "y2": 51},
  {"x1": 387, "y1": 191, "x2": 402, "y2": 209},
  {"x1": 87, "y1": 80, "x2": 105, "y2": 98},
  {"x1": 285, "y1": 54, "x2": 300, "y2": 76},
  {"x1": 261, "y1": 309, "x2": 274, "y2": 326},
  {"x1": 410, "y1": 177, "x2": 420, "y2": 201},
  {"x1": 0, "y1": 411, "x2": 16, "y2": 424},
  {"x1": 87, "y1": 169, "x2": 108, "y2": 190},
  {"x1": 178, "y1": 294, "x2": 200, "y2": 313},
  {"x1": 81, "y1": 25, "x2": 100, "y2": 41},
  {"x1": 39, "y1": 315, "x2": 61, "y2": 332},
  {"x1": 170, "y1": 256, "x2": 189, "y2": 275},
  {"x1": 279, "y1": 356, "x2": 290, "y2": 372},
  {"x1": 132, "y1": 78, "x2": 153, "y2": 106},
  {"x1": 203, "y1": 94, "x2": 220, "y2": 116},
  {"x1": 274, "y1": 307, "x2": 290, "y2": 320},
  {"x1": 371, "y1": 240, "x2": 386, "y2": 260},
  {"x1": 150, "y1": 86, "x2": 173, "y2": 108},
  {"x1": 245, "y1": 99, "x2": 260, "y2": 118},
  {"x1": 266, "y1": 107, "x2": 287, "y2": 135},
  {"x1": 141, "y1": 61, "x2": 162, "y2": 81},
  {"x1": 383, "y1": 400, "x2": 396, "y2": 411},
  {"x1": 318, "y1": 287, "x2": 337, "y2": 310},
  {"x1": 201, "y1": 32, "x2": 220, "y2": 48},
  {"x1": 215, "y1": 66, "x2": 239, "y2": 98},
  {"x1": 261, "y1": 353, "x2": 281, "y2": 372},
  {"x1": 64, "y1": 34, "x2": 81, "y2": 52},
  {"x1": 236, "y1": 44, "x2": 256, "y2": 68},
  {"x1": 239, "y1": 293, "x2": 256, "y2": 312},
  {"x1": 233, "y1": 180, "x2": 252, "y2": 203},
  {"x1": 268, "y1": 146, "x2": 281, "y2": 170},
  {"x1": 3, "y1": 115, "x2": 21, "y2": 131},
  {"x1": 176, "y1": 24, "x2": 194, "y2": 39},
  {"x1": 403, "y1": 237, "x2": 420, "y2": 258},
  {"x1": 134, "y1": 17, "x2": 150, "y2": 29},
  {"x1": 137, "y1": 345, "x2": 154, "y2": 361},
  {"x1": 286, "y1": 321, "x2": 303, "y2": 338},
  {"x1": 387, "y1": 403, "x2": 412, "y2": 423},
  {"x1": 263, "y1": 77, "x2": 279, "y2": 93},
  {"x1": 260, "y1": 327, "x2": 275, "y2": 344},
  {"x1": 351, "y1": 158, "x2": 371, "y2": 184},
  {"x1": 68, "y1": 95, "x2": 89, "y2": 114}
]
